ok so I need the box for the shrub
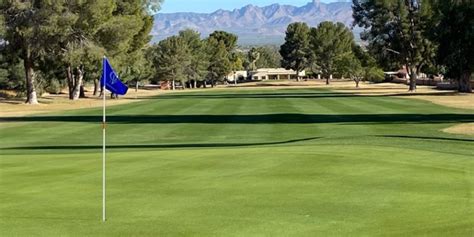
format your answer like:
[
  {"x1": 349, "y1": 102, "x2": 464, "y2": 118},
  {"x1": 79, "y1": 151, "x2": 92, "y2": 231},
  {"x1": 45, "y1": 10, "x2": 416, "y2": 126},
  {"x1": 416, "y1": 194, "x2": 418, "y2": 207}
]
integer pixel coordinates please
[{"x1": 366, "y1": 67, "x2": 384, "y2": 83}]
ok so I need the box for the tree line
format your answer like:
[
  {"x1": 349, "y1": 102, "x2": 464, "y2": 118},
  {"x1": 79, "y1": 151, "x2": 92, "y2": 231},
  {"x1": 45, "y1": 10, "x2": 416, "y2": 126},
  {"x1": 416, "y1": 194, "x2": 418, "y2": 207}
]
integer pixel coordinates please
[
  {"x1": 149, "y1": 30, "x2": 237, "y2": 89},
  {"x1": 148, "y1": 0, "x2": 474, "y2": 93},
  {"x1": 280, "y1": 21, "x2": 384, "y2": 87},
  {"x1": 147, "y1": 30, "x2": 284, "y2": 90},
  {"x1": 1, "y1": 0, "x2": 472, "y2": 105}
]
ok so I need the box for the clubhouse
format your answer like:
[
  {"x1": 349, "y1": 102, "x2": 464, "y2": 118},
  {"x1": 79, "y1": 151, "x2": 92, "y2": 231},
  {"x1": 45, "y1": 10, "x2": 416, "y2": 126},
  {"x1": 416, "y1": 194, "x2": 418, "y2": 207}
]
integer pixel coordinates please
[
  {"x1": 250, "y1": 68, "x2": 306, "y2": 80},
  {"x1": 227, "y1": 68, "x2": 306, "y2": 81}
]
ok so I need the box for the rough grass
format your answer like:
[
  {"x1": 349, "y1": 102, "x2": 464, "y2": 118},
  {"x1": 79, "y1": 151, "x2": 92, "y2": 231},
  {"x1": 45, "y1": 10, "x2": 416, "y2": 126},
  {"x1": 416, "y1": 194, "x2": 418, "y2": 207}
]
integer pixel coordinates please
[
  {"x1": 0, "y1": 88, "x2": 164, "y2": 117},
  {"x1": 0, "y1": 88, "x2": 473, "y2": 236}
]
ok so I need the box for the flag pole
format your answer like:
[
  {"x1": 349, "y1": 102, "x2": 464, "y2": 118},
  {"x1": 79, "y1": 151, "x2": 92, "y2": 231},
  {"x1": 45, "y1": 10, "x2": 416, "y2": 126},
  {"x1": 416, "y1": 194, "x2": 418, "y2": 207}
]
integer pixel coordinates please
[
  {"x1": 102, "y1": 56, "x2": 106, "y2": 222},
  {"x1": 101, "y1": 56, "x2": 128, "y2": 222}
]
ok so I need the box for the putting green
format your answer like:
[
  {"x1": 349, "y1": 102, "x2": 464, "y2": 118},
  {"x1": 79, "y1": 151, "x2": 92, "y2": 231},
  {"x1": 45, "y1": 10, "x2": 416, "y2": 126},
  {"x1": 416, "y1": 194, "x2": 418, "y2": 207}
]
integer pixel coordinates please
[{"x1": 1, "y1": 88, "x2": 473, "y2": 236}]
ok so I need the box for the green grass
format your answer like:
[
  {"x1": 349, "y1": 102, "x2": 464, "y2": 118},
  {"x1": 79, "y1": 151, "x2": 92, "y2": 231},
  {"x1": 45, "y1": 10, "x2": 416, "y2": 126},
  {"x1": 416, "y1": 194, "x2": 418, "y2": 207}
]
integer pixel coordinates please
[{"x1": 0, "y1": 88, "x2": 473, "y2": 236}]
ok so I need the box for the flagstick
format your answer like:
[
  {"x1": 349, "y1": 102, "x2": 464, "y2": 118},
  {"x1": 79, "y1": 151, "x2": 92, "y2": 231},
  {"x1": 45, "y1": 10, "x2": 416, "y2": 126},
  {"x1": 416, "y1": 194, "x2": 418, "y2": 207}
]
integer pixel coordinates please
[{"x1": 102, "y1": 58, "x2": 107, "y2": 222}]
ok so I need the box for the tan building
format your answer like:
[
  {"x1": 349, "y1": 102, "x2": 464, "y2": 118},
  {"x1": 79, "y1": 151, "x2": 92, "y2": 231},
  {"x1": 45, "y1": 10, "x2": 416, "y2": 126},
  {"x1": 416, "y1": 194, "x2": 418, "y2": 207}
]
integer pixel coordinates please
[{"x1": 250, "y1": 68, "x2": 306, "y2": 80}]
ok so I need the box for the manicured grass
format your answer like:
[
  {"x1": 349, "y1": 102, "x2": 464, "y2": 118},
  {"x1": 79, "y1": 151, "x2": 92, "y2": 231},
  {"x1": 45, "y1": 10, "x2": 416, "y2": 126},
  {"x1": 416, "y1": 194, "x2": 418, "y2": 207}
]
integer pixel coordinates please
[{"x1": 0, "y1": 88, "x2": 473, "y2": 236}]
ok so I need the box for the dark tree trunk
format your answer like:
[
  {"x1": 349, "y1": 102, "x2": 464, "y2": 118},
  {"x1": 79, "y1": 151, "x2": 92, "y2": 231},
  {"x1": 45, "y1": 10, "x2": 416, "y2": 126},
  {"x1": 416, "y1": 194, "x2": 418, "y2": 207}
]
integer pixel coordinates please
[
  {"x1": 458, "y1": 71, "x2": 472, "y2": 93},
  {"x1": 66, "y1": 65, "x2": 74, "y2": 99},
  {"x1": 72, "y1": 65, "x2": 84, "y2": 100},
  {"x1": 93, "y1": 78, "x2": 99, "y2": 96},
  {"x1": 326, "y1": 74, "x2": 332, "y2": 85},
  {"x1": 79, "y1": 85, "x2": 86, "y2": 98},
  {"x1": 408, "y1": 66, "x2": 417, "y2": 92},
  {"x1": 24, "y1": 49, "x2": 39, "y2": 104},
  {"x1": 354, "y1": 78, "x2": 360, "y2": 88}
]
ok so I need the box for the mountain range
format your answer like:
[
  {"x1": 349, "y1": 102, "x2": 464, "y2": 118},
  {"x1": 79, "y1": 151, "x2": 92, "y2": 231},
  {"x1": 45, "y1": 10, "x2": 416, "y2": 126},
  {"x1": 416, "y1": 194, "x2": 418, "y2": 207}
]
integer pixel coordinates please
[{"x1": 152, "y1": 0, "x2": 356, "y2": 45}]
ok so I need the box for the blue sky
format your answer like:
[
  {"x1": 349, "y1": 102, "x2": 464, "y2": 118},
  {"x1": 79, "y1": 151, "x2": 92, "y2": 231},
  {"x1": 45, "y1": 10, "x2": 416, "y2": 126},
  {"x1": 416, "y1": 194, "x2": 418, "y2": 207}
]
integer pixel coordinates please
[{"x1": 160, "y1": 0, "x2": 342, "y2": 13}]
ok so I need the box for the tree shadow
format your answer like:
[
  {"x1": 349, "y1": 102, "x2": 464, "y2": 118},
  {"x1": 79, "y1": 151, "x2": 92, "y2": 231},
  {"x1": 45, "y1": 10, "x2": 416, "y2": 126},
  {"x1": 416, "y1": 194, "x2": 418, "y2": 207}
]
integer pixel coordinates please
[
  {"x1": 1, "y1": 137, "x2": 321, "y2": 150},
  {"x1": 1, "y1": 216, "x2": 94, "y2": 221},
  {"x1": 384, "y1": 92, "x2": 462, "y2": 97},
  {"x1": 153, "y1": 92, "x2": 360, "y2": 100},
  {"x1": 150, "y1": 91, "x2": 463, "y2": 100},
  {"x1": 375, "y1": 135, "x2": 474, "y2": 142},
  {"x1": 1, "y1": 113, "x2": 473, "y2": 124}
]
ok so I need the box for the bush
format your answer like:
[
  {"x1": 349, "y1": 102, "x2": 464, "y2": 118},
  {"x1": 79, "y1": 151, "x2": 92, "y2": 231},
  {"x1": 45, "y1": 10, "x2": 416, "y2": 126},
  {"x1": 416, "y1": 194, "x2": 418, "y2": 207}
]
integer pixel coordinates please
[
  {"x1": 44, "y1": 79, "x2": 65, "y2": 94},
  {"x1": 366, "y1": 67, "x2": 384, "y2": 83}
]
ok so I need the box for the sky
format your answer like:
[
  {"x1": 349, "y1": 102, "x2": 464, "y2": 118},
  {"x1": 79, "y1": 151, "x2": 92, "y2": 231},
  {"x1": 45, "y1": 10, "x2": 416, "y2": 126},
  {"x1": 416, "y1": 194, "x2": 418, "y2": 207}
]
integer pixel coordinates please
[{"x1": 160, "y1": 0, "x2": 343, "y2": 13}]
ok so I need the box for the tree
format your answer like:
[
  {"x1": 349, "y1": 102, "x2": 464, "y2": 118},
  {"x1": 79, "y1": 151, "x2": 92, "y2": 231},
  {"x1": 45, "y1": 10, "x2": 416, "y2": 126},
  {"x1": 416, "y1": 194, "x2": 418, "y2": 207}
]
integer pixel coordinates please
[
  {"x1": 340, "y1": 54, "x2": 364, "y2": 88},
  {"x1": 207, "y1": 38, "x2": 231, "y2": 87},
  {"x1": 430, "y1": 0, "x2": 473, "y2": 93},
  {"x1": 36, "y1": 0, "x2": 112, "y2": 100},
  {"x1": 353, "y1": 0, "x2": 436, "y2": 92},
  {"x1": 1, "y1": 1, "x2": 63, "y2": 104},
  {"x1": 95, "y1": 0, "x2": 159, "y2": 97},
  {"x1": 280, "y1": 22, "x2": 310, "y2": 81},
  {"x1": 1, "y1": 0, "x2": 162, "y2": 102},
  {"x1": 229, "y1": 52, "x2": 244, "y2": 84},
  {"x1": 352, "y1": 44, "x2": 384, "y2": 83},
  {"x1": 254, "y1": 46, "x2": 282, "y2": 69},
  {"x1": 62, "y1": 42, "x2": 105, "y2": 99},
  {"x1": 208, "y1": 31, "x2": 238, "y2": 52},
  {"x1": 208, "y1": 30, "x2": 237, "y2": 86},
  {"x1": 231, "y1": 53, "x2": 244, "y2": 72},
  {"x1": 150, "y1": 36, "x2": 190, "y2": 90},
  {"x1": 247, "y1": 48, "x2": 260, "y2": 71},
  {"x1": 179, "y1": 29, "x2": 209, "y2": 88},
  {"x1": 143, "y1": 0, "x2": 164, "y2": 15},
  {"x1": 0, "y1": 45, "x2": 24, "y2": 92},
  {"x1": 120, "y1": 50, "x2": 153, "y2": 92},
  {"x1": 309, "y1": 21, "x2": 354, "y2": 85},
  {"x1": 204, "y1": 31, "x2": 237, "y2": 87}
]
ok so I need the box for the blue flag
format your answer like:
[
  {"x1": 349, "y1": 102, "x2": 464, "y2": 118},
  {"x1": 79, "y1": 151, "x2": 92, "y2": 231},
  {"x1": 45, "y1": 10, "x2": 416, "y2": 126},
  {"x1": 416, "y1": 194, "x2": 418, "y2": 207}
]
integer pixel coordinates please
[{"x1": 101, "y1": 57, "x2": 128, "y2": 95}]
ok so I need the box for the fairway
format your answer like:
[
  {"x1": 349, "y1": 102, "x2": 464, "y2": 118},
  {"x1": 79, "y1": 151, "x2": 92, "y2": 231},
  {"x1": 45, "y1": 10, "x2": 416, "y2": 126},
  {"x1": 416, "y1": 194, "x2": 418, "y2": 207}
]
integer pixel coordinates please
[{"x1": 1, "y1": 88, "x2": 473, "y2": 236}]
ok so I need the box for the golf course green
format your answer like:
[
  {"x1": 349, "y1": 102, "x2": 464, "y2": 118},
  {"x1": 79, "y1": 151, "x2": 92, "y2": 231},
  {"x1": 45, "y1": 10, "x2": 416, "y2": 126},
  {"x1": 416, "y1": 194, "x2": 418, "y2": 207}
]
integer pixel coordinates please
[{"x1": 1, "y1": 88, "x2": 473, "y2": 236}]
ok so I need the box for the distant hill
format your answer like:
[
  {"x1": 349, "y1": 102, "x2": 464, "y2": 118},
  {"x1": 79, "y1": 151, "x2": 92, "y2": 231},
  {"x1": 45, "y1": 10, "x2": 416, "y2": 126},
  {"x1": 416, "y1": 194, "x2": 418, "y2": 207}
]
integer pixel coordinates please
[{"x1": 152, "y1": 0, "x2": 357, "y2": 45}]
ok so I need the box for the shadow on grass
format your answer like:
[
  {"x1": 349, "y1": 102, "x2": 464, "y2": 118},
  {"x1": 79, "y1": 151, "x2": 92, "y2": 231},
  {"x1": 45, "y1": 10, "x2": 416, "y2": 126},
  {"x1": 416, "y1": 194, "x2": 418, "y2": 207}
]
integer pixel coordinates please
[
  {"x1": 154, "y1": 92, "x2": 359, "y2": 100},
  {"x1": 151, "y1": 91, "x2": 461, "y2": 100},
  {"x1": 1, "y1": 216, "x2": 94, "y2": 221},
  {"x1": 376, "y1": 135, "x2": 474, "y2": 142},
  {"x1": 1, "y1": 113, "x2": 473, "y2": 124},
  {"x1": 1, "y1": 137, "x2": 321, "y2": 150}
]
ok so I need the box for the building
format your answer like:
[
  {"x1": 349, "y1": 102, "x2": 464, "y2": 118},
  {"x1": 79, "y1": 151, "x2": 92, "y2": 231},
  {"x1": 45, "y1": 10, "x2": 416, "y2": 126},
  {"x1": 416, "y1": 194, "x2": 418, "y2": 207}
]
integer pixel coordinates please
[
  {"x1": 227, "y1": 71, "x2": 248, "y2": 82},
  {"x1": 250, "y1": 68, "x2": 306, "y2": 80}
]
